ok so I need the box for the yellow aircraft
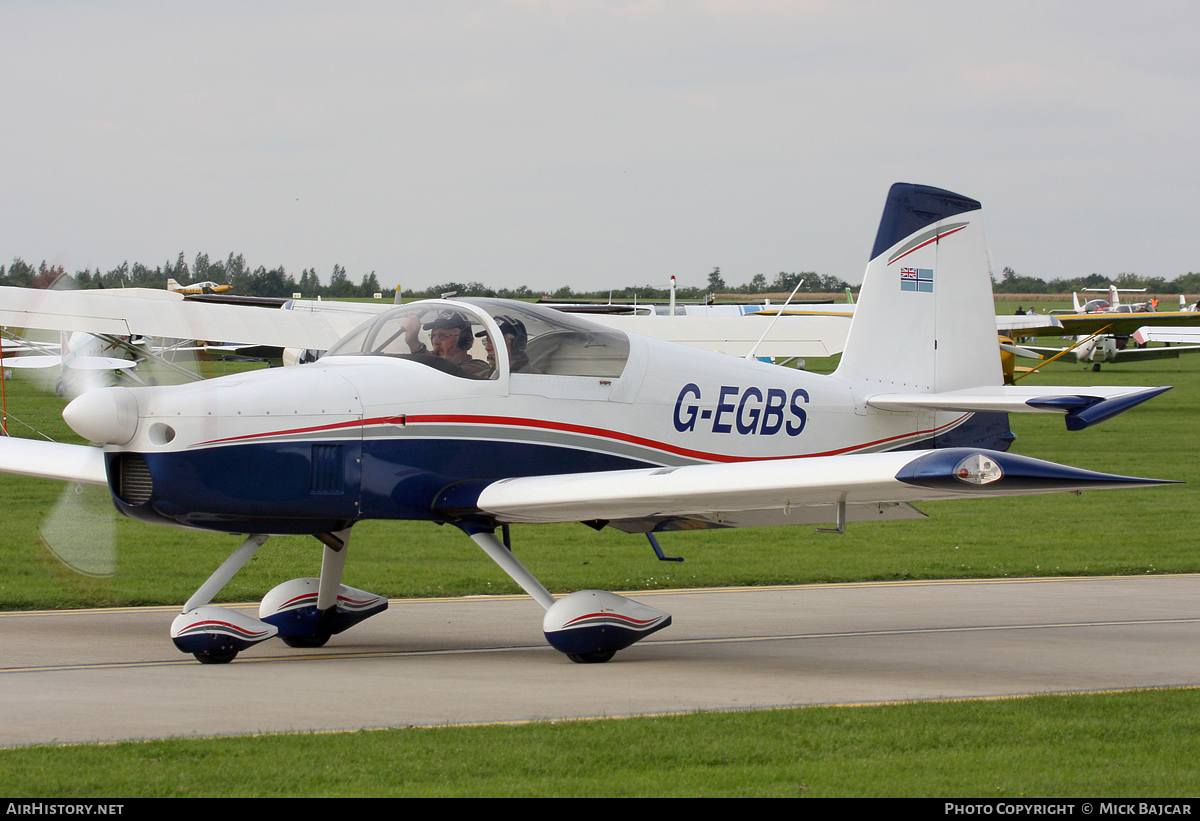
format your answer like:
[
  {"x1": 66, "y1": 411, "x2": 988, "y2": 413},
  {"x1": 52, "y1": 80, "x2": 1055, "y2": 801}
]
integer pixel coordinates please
[{"x1": 167, "y1": 278, "x2": 232, "y2": 295}]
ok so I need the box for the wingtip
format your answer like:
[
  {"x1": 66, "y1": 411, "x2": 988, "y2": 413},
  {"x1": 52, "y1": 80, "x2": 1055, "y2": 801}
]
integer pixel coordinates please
[{"x1": 896, "y1": 449, "x2": 1177, "y2": 493}]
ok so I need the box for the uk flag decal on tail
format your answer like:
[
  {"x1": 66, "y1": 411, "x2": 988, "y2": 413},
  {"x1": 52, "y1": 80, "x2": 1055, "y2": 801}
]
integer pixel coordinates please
[{"x1": 900, "y1": 267, "x2": 934, "y2": 292}]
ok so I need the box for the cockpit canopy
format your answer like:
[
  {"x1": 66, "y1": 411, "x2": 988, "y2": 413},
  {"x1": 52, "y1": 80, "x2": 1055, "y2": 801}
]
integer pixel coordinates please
[{"x1": 325, "y1": 299, "x2": 630, "y2": 379}]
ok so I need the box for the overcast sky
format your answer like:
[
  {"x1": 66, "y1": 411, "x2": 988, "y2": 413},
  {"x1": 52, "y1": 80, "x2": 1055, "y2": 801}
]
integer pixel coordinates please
[{"x1": 2, "y1": 1, "x2": 1197, "y2": 292}]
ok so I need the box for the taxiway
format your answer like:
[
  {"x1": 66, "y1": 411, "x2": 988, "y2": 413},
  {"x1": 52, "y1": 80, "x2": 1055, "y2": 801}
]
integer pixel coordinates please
[{"x1": 1, "y1": 574, "x2": 1198, "y2": 746}]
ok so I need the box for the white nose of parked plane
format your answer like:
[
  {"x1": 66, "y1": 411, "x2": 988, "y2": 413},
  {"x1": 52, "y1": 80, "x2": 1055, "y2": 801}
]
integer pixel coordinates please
[{"x1": 63, "y1": 386, "x2": 139, "y2": 445}]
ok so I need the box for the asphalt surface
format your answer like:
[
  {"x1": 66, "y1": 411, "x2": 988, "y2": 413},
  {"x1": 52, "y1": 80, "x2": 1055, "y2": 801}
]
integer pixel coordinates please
[{"x1": 2, "y1": 574, "x2": 1198, "y2": 746}]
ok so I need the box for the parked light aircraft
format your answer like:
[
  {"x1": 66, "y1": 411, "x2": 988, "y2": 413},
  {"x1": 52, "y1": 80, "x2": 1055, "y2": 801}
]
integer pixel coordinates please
[
  {"x1": 1021, "y1": 333, "x2": 1200, "y2": 371},
  {"x1": 2, "y1": 331, "x2": 139, "y2": 398},
  {"x1": 167, "y1": 278, "x2": 232, "y2": 294},
  {"x1": 1001, "y1": 288, "x2": 1200, "y2": 371},
  {"x1": 1119, "y1": 296, "x2": 1200, "y2": 350},
  {"x1": 1013, "y1": 292, "x2": 1200, "y2": 371},
  {"x1": 0, "y1": 183, "x2": 1175, "y2": 665}
]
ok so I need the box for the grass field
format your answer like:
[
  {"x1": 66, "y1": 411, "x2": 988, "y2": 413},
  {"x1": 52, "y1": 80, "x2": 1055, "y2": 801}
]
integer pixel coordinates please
[
  {"x1": 0, "y1": 325, "x2": 1197, "y2": 796},
  {"x1": 2, "y1": 689, "x2": 1199, "y2": 797}
]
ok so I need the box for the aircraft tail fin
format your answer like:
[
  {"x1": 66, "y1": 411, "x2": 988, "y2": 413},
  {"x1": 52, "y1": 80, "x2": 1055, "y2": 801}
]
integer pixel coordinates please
[
  {"x1": 833, "y1": 183, "x2": 1000, "y2": 394},
  {"x1": 1073, "y1": 292, "x2": 1083, "y2": 312}
]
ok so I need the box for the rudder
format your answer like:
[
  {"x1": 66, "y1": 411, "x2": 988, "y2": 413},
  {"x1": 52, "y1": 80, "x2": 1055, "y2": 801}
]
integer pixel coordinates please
[{"x1": 835, "y1": 183, "x2": 1001, "y2": 394}]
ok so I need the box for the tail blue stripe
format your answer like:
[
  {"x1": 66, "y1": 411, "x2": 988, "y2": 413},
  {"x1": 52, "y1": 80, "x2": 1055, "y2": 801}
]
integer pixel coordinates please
[{"x1": 870, "y1": 183, "x2": 981, "y2": 262}]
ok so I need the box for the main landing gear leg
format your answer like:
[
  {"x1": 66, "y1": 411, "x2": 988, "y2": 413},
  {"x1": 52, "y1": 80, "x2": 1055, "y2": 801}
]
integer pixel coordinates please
[
  {"x1": 170, "y1": 535, "x2": 277, "y2": 664},
  {"x1": 259, "y1": 528, "x2": 388, "y2": 649},
  {"x1": 464, "y1": 526, "x2": 672, "y2": 664}
]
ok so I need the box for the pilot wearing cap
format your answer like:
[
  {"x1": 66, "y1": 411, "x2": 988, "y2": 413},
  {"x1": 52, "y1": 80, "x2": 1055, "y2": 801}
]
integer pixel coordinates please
[{"x1": 402, "y1": 310, "x2": 491, "y2": 378}]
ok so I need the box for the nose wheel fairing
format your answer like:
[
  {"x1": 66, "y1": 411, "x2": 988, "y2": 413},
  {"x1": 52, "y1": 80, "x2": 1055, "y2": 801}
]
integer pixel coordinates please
[
  {"x1": 170, "y1": 606, "x2": 279, "y2": 661},
  {"x1": 169, "y1": 529, "x2": 388, "y2": 663}
]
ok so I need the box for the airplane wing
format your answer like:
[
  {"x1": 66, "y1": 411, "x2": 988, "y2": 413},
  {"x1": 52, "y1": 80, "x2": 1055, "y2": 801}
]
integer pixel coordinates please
[
  {"x1": 0, "y1": 286, "x2": 857, "y2": 359},
  {"x1": 1133, "y1": 327, "x2": 1200, "y2": 346},
  {"x1": 1110, "y1": 345, "x2": 1200, "y2": 362},
  {"x1": 588, "y1": 311, "x2": 1158, "y2": 357},
  {"x1": 524, "y1": 302, "x2": 858, "y2": 357},
  {"x1": 581, "y1": 314, "x2": 852, "y2": 357},
  {"x1": 1015, "y1": 339, "x2": 1200, "y2": 365},
  {"x1": 996, "y1": 314, "x2": 1064, "y2": 334},
  {"x1": 0, "y1": 286, "x2": 371, "y2": 351},
  {"x1": 3, "y1": 355, "x2": 137, "y2": 371},
  {"x1": 0, "y1": 438, "x2": 107, "y2": 485},
  {"x1": 14, "y1": 438, "x2": 1169, "y2": 535},
  {"x1": 1016, "y1": 311, "x2": 1200, "y2": 338},
  {"x1": 442, "y1": 448, "x2": 1172, "y2": 532}
]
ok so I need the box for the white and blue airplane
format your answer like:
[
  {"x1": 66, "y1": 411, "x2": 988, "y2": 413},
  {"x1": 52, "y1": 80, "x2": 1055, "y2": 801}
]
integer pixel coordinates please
[{"x1": 0, "y1": 183, "x2": 1175, "y2": 664}]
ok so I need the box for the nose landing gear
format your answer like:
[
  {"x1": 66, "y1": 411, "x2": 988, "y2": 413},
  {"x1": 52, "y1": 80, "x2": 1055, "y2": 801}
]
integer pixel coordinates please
[{"x1": 170, "y1": 529, "x2": 386, "y2": 663}]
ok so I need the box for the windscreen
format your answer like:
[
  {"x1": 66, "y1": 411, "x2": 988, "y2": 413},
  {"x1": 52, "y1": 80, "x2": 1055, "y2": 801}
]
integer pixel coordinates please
[
  {"x1": 325, "y1": 304, "x2": 497, "y2": 380},
  {"x1": 462, "y1": 298, "x2": 630, "y2": 378}
]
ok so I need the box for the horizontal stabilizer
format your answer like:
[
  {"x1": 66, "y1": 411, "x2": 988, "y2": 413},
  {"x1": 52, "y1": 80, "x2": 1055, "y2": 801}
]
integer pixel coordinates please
[
  {"x1": 996, "y1": 315, "x2": 1063, "y2": 333},
  {"x1": 867, "y1": 386, "x2": 1170, "y2": 430}
]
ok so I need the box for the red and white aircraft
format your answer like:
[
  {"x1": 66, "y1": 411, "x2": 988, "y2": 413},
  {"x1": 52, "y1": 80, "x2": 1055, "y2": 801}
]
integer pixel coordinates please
[{"x1": 0, "y1": 183, "x2": 1175, "y2": 664}]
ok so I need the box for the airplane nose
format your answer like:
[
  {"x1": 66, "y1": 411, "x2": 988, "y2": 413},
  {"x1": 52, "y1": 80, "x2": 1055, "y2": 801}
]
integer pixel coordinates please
[{"x1": 63, "y1": 387, "x2": 139, "y2": 445}]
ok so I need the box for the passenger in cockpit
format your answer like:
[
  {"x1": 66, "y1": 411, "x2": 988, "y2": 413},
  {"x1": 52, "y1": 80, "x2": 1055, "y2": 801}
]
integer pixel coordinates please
[
  {"x1": 479, "y1": 316, "x2": 538, "y2": 374},
  {"x1": 402, "y1": 310, "x2": 491, "y2": 378}
]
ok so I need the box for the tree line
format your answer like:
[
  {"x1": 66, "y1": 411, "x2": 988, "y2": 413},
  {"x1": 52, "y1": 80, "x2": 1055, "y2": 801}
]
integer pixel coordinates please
[
  {"x1": 2, "y1": 253, "x2": 1197, "y2": 301},
  {"x1": 0, "y1": 253, "x2": 385, "y2": 300},
  {"x1": 0, "y1": 254, "x2": 853, "y2": 302},
  {"x1": 993, "y1": 267, "x2": 1200, "y2": 295}
]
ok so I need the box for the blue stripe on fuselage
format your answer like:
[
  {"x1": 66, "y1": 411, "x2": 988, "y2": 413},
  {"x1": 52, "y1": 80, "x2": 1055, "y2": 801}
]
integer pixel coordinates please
[
  {"x1": 110, "y1": 437, "x2": 655, "y2": 534},
  {"x1": 359, "y1": 438, "x2": 653, "y2": 520}
]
